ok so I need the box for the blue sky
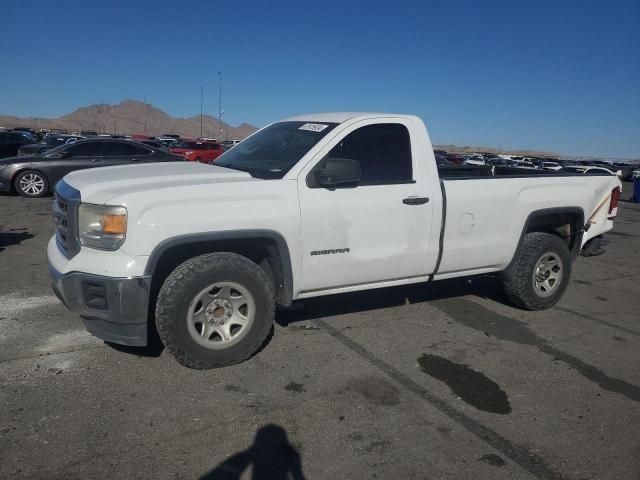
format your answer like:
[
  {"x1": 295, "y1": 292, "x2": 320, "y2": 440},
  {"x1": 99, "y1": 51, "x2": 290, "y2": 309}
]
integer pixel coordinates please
[{"x1": 1, "y1": 0, "x2": 638, "y2": 157}]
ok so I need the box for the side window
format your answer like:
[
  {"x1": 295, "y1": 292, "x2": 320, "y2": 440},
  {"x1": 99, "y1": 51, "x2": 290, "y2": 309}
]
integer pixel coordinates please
[
  {"x1": 66, "y1": 142, "x2": 103, "y2": 157},
  {"x1": 102, "y1": 142, "x2": 148, "y2": 156},
  {"x1": 210, "y1": 143, "x2": 220, "y2": 150},
  {"x1": 9, "y1": 133, "x2": 28, "y2": 144},
  {"x1": 132, "y1": 145, "x2": 151, "y2": 155},
  {"x1": 322, "y1": 123, "x2": 413, "y2": 185}
]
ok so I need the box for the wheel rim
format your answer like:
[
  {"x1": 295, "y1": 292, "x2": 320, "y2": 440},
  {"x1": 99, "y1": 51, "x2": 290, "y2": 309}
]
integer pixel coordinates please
[
  {"x1": 19, "y1": 173, "x2": 45, "y2": 195},
  {"x1": 532, "y1": 252, "x2": 563, "y2": 297},
  {"x1": 186, "y1": 281, "x2": 255, "y2": 349}
]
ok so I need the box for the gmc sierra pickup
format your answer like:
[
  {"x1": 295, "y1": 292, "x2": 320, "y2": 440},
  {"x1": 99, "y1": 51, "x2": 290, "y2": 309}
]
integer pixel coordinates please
[{"x1": 48, "y1": 113, "x2": 622, "y2": 369}]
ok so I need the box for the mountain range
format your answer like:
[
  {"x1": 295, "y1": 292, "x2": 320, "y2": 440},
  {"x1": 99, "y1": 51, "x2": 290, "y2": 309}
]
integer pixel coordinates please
[
  {"x1": 9, "y1": 102, "x2": 625, "y2": 159},
  {"x1": 0, "y1": 100, "x2": 257, "y2": 140}
]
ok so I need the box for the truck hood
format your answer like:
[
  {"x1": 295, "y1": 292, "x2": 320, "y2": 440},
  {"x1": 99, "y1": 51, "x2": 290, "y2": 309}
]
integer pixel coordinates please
[{"x1": 62, "y1": 161, "x2": 256, "y2": 204}]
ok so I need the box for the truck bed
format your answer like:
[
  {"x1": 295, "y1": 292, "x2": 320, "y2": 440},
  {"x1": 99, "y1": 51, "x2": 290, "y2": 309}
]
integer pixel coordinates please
[
  {"x1": 437, "y1": 164, "x2": 613, "y2": 179},
  {"x1": 434, "y1": 169, "x2": 619, "y2": 279}
]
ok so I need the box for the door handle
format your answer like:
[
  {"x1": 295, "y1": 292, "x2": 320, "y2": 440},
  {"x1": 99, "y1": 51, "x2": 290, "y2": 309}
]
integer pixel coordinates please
[{"x1": 403, "y1": 196, "x2": 429, "y2": 205}]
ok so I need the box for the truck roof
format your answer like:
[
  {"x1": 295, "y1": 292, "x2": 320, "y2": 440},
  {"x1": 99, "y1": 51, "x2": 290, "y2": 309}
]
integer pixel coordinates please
[{"x1": 283, "y1": 112, "x2": 416, "y2": 123}]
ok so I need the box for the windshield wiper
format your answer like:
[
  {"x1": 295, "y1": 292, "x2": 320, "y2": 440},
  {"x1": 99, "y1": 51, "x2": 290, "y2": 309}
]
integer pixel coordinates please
[{"x1": 215, "y1": 163, "x2": 256, "y2": 176}]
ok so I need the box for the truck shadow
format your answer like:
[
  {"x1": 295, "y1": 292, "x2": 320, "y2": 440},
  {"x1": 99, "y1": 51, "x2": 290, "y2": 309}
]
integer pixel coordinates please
[
  {"x1": 277, "y1": 275, "x2": 505, "y2": 327},
  {"x1": 106, "y1": 275, "x2": 504, "y2": 360}
]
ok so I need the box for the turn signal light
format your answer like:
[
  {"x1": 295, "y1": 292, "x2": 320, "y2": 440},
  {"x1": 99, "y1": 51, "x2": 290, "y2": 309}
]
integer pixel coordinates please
[{"x1": 103, "y1": 214, "x2": 127, "y2": 234}]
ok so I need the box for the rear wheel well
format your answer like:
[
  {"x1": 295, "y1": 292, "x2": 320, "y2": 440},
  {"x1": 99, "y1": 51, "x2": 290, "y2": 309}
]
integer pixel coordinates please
[
  {"x1": 148, "y1": 237, "x2": 291, "y2": 313},
  {"x1": 524, "y1": 210, "x2": 584, "y2": 253}
]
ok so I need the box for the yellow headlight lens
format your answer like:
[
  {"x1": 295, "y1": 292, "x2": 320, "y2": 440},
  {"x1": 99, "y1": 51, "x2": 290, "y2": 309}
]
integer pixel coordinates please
[{"x1": 103, "y1": 214, "x2": 127, "y2": 235}]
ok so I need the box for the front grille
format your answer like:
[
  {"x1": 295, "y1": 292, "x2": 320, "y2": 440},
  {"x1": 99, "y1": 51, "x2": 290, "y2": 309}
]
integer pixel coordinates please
[{"x1": 53, "y1": 181, "x2": 81, "y2": 259}]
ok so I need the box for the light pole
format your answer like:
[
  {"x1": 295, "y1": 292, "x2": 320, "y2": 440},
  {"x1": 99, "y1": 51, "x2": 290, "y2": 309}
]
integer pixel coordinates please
[
  {"x1": 218, "y1": 71, "x2": 223, "y2": 141},
  {"x1": 200, "y1": 85, "x2": 204, "y2": 138}
]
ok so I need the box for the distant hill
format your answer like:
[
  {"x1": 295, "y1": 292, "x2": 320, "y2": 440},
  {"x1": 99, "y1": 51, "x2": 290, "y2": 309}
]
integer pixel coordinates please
[{"x1": 0, "y1": 99, "x2": 257, "y2": 140}]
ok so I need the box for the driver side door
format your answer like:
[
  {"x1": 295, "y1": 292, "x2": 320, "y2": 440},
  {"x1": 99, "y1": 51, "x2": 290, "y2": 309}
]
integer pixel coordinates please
[{"x1": 296, "y1": 120, "x2": 437, "y2": 293}]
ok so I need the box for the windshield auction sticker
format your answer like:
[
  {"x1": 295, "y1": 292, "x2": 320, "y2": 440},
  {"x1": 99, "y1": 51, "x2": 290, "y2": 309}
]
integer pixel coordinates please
[{"x1": 298, "y1": 123, "x2": 329, "y2": 132}]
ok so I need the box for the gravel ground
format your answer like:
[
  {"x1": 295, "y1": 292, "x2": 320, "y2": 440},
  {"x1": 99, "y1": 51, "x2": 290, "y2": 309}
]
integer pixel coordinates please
[{"x1": 1, "y1": 191, "x2": 639, "y2": 480}]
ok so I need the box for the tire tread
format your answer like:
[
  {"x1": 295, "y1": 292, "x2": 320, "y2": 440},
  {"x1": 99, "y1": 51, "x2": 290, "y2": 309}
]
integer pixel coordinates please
[
  {"x1": 501, "y1": 232, "x2": 572, "y2": 310},
  {"x1": 155, "y1": 252, "x2": 275, "y2": 369}
]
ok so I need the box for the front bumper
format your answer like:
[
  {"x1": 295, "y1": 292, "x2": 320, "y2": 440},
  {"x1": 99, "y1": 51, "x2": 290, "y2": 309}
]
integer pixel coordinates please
[{"x1": 49, "y1": 263, "x2": 151, "y2": 346}]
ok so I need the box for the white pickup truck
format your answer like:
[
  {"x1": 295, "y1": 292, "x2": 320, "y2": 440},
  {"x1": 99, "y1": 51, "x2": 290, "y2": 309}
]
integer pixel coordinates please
[{"x1": 48, "y1": 113, "x2": 622, "y2": 369}]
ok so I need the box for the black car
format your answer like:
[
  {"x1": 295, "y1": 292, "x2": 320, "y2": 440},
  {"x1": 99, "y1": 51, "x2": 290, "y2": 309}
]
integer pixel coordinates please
[
  {"x1": 0, "y1": 131, "x2": 34, "y2": 158},
  {"x1": 0, "y1": 138, "x2": 183, "y2": 198},
  {"x1": 137, "y1": 140, "x2": 168, "y2": 150},
  {"x1": 18, "y1": 134, "x2": 84, "y2": 156}
]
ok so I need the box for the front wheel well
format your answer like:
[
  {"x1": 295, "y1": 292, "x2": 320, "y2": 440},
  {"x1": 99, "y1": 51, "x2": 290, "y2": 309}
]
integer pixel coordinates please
[{"x1": 147, "y1": 235, "x2": 292, "y2": 311}]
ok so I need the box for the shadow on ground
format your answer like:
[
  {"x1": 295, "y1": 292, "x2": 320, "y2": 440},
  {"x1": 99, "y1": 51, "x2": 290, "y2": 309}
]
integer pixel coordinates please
[
  {"x1": 200, "y1": 424, "x2": 306, "y2": 480},
  {"x1": 104, "y1": 275, "x2": 505, "y2": 360},
  {"x1": 0, "y1": 228, "x2": 34, "y2": 253},
  {"x1": 277, "y1": 275, "x2": 505, "y2": 327}
]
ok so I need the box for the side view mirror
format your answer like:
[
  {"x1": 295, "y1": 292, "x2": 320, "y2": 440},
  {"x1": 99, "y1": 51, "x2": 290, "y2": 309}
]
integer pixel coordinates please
[{"x1": 315, "y1": 157, "x2": 361, "y2": 187}]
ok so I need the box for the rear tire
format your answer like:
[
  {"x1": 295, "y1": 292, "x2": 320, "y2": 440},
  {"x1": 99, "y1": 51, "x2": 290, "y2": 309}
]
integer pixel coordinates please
[
  {"x1": 501, "y1": 232, "x2": 572, "y2": 310},
  {"x1": 15, "y1": 170, "x2": 49, "y2": 198},
  {"x1": 155, "y1": 252, "x2": 275, "y2": 369}
]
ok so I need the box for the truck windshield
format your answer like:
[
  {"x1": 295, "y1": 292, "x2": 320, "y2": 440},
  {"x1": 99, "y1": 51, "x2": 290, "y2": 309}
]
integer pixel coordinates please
[{"x1": 215, "y1": 121, "x2": 338, "y2": 179}]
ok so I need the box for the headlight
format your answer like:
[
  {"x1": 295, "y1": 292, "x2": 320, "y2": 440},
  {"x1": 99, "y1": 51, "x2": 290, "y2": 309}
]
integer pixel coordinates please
[{"x1": 78, "y1": 204, "x2": 127, "y2": 250}]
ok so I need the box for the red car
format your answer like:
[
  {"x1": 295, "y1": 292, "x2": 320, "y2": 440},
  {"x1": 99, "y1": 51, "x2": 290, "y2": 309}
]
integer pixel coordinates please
[{"x1": 170, "y1": 140, "x2": 223, "y2": 163}]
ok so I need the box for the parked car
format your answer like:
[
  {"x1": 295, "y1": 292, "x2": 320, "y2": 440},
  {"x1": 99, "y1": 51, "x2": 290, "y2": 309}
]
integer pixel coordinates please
[
  {"x1": 559, "y1": 165, "x2": 619, "y2": 176},
  {"x1": 18, "y1": 134, "x2": 84, "y2": 156},
  {"x1": 137, "y1": 140, "x2": 168, "y2": 150},
  {"x1": 0, "y1": 138, "x2": 183, "y2": 197},
  {"x1": 154, "y1": 136, "x2": 179, "y2": 147},
  {"x1": 0, "y1": 131, "x2": 34, "y2": 158},
  {"x1": 170, "y1": 140, "x2": 223, "y2": 163},
  {"x1": 48, "y1": 112, "x2": 621, "y2": 369},
  {"x1": 434, "y1": 153, "x2": 452, "y2": 166},
  {"x1": 542, "y1": 161, "x2": 562, "y2": 171},
  {"x1": 611, "y1": 163, "x2": 635, "y2": 181},
  {"x1": 464, "y1": 157, "x2": 485, "y2": 166},
  {"x1": 445, "y1": 153, "x2": 464, "y2": 165},
  {"x1": 80, "y1": 130, "x2": 98, "y2": 137}
]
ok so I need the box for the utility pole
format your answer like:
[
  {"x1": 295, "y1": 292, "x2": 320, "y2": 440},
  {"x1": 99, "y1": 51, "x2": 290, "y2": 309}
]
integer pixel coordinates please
[
  {"x1": 200, "y1": 85, "x2": 204, "y2": 138},
  {"x1": 218, "y1": 71, "x2": 223, "y2": 141},
  {"x1": 143, "y1": 96, "x2": 148, "y2": 134}
]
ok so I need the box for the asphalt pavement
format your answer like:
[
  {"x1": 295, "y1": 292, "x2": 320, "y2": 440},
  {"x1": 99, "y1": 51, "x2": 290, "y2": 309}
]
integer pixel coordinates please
[{"x1": 1, "y1": 193, "x2": 639, "y2": 480}]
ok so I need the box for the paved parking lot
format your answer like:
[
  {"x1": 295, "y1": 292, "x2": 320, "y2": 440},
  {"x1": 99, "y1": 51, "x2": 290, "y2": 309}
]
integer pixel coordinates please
[{"x1": 1, "y1": 193, "x2": 639, "y2": 480}]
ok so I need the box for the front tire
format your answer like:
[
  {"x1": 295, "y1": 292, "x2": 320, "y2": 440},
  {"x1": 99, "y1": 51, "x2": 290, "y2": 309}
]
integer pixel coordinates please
[
  {"x1": 15, "y1": 170, "x2": 49, "y2": 198},
  {"x1": 501, "y1": 232, "x2": 572, "y2": 310},
  {"x1": 155, "y1": 253, "x2": 275, "y2": 369}
]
